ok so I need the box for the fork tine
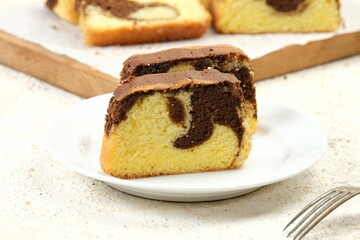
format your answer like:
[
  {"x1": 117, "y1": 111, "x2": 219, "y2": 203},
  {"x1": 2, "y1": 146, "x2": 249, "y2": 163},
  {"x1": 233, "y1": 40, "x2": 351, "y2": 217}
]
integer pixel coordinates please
[
  {"x1": 283, "y1": 189, "x2": 337, "y2": 231},
  {"x1": 286, "y1": 190, "x2": 343, "y2": 237},
  {"x1": 293, "y1": 192, "x2": 355, "y2": 240}
]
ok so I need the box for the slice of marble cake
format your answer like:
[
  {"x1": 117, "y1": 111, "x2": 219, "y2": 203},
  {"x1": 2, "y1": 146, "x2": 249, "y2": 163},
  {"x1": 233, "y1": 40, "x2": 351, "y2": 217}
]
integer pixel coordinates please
[{"x1": 100, "y1": 70, "x2": 253, "y2": 179}]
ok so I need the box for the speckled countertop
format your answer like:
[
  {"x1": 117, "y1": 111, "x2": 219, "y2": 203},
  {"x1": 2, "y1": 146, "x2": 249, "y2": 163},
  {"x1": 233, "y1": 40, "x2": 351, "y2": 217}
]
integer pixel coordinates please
[
  {"x1": 1, "y1": 52, "x2": 360, "y2": 239},
  {"x1": 1, "y1": 0, "x2": 360, "y2": 238}
]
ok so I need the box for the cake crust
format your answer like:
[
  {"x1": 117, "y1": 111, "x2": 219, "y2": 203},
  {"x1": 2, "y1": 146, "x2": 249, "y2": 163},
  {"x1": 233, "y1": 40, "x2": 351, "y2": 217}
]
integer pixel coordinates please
[
  {"x1": 82, "y1": 20, "x2": 210, "y2": 46},
  {"x1": 114, "y1": 69, "x2": 239, "y2": 102},
  {"x1": 121, "y1": 44, "x2": 248, "y2": 78}
]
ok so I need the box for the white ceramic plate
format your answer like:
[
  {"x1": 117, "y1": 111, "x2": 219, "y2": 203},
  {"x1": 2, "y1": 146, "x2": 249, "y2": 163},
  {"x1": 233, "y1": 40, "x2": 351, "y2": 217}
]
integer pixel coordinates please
[{"x1": 46, "y1": 94, "x2": 326, "y2": 202}]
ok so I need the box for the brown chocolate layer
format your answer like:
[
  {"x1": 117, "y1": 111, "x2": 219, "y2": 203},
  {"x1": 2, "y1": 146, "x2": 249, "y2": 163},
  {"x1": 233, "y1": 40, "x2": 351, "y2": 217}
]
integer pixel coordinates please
[
  {"x1": 120, "y1": 45, "x2": 256, "y2": 104},
  {"x1": 173, "y1": 84, "x2": 243, "y2": 149},
  {"x1": 46, "y1": 0, "x2": 58, "y2": 9},
  {"x1": 266, "y1": 0, "x2": 305, "y2": 12},
  {"x1": 105, "y1": 70, "x2": 244, "y2": 149},
  {"x1": 76, "y1": 0, "x2": 177, "y2": 20},
  {"x1": 166, "y1": 97, "x2": 186, "y2": 125},
  {"x1": 114, "y1": 69, "x2": 239, "y2": 102}
]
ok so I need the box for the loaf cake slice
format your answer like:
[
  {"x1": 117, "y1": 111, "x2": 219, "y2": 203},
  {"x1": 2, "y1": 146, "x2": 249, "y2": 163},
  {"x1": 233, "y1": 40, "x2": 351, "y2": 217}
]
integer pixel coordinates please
[
  {"x1": 76, "y1": 0, "x2": 211, "y2": 45},
  {"x1": 212, "y1": 0, "x2": 341, "y2": 33},
  {"x1": 46, "y1": 0, "x2": 79, "y2": 24},
  {"x1": 100, "y1": 70, "x2": 253, "y2": 179},
  {"x1": 121, "y1": 44, "x2": 257, "y2": 133}
]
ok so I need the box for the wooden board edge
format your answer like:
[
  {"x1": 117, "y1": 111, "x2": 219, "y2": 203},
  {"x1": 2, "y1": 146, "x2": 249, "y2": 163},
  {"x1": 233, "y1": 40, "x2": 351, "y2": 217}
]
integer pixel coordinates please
[
  {"x1": 1, "y1": 30, "x2": 360, "y2": 97},
  {"x1": 0, "y1": 30, "x2": 118, "y2": 98},
  {"x1": 251, "y1": 31, "x2": 360, "y2": 81}
]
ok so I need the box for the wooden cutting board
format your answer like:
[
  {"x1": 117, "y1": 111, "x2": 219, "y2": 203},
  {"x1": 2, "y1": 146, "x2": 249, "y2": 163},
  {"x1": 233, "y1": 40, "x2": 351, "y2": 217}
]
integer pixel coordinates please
[{"x1": 0, "y1": 30, "x2": 359, "y2": 98}]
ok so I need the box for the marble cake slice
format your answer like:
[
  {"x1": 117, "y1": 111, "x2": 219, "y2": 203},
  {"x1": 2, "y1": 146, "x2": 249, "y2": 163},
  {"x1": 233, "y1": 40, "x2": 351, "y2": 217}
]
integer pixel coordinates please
[
  {"x1": 100, "y1": 69, "x2": 253, "y2": 179},
  {"x1": 75, "y1": 0, "x2": 211, "y2": 45}
]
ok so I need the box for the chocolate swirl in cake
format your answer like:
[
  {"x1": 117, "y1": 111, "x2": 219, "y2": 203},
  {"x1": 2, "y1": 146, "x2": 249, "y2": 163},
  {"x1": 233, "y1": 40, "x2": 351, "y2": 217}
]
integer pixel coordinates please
[
  {"x1": 105, "y1": 70, "x2": 244, "y2": 149},
  {"x1": 266, "y1": 0, "x2": 305, "y2": 12},
  {"x1": 76, "y1": 0, "x2": 179, "y2": 20},
  {"x1": 166, "y1": 97, "x2": 186, "y2": 126},
  {"x1": 172, "y1": 84, "x2": 243, "y2": 149}
]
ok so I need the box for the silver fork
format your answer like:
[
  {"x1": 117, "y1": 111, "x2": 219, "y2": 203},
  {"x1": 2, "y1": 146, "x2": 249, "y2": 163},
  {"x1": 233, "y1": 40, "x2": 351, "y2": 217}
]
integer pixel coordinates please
[{"x1": 283, "y1": 186, "x2": 360, "y2": 240}]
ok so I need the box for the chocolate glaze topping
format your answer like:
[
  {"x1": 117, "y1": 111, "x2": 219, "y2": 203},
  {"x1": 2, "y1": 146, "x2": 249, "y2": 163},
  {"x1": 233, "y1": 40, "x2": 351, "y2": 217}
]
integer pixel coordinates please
[
  {"x1": 76, "y1": 0, "x2": 177, "y2": 20},
  {"x1": 105, "y1": 70, "x2": 244, "y2": 149},
  {"x1": 121, "y1": 45, "x2": 248, "y2": 79},
  {"x1": 266, "y1": 0, "x2": 305, "y2": 12},
  {"x1": 113, "y1": 69, "x2": 239, "y2": 102},
  {"x1": 46, "y1": 0, "x2": 58, "y2": 9},
  {"x1": 120, "y1": 45, "x2": 256, "y2": 105}
]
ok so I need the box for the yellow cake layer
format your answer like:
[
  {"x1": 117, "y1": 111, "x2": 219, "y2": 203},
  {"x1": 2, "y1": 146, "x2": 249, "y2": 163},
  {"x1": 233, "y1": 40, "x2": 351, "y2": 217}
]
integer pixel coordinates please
[
  {"x1": 213, "y1": 0, "x2": 340, "y2": 33},
  {"x1": 100, "y1": 91, "x2": 252, "y2": 179}
]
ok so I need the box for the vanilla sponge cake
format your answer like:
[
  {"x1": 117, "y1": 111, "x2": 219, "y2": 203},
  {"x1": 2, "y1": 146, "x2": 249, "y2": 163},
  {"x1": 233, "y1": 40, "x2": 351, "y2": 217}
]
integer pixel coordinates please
[
  {"x1": 75, "y1": 0, "x2": 211, "y2": 45},
  {"x1": 46, "y1": 0, "x2": 79, "y2": 24},
  {"x1": 212, "y1": 0, "x2": 341, "y2": 33},
  {"x1": 121, "y1": 45, "x2": 257, "y2": 133},
  {"x1": 100, "y1": 70, "x2": 253, "y2": 179}
]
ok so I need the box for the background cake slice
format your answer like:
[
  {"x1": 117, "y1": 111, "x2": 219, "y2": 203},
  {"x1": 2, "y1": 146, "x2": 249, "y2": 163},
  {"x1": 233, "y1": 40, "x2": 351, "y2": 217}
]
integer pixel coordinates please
[
  {"x1": 46, "y1": 0, "x2": 79, "y2": 24},
  {"x1": 212, "y1": 0, "x2": 341, "y2": 33},
  {"x1": 76, "y1": 0, "x2": 211, "y2": 45},
  {"x1": 101, "y1": 70, "x2": 252, "y2": 179},
  {"x1": 121, "y1": 44, "x2": 257, "y2": 133}
]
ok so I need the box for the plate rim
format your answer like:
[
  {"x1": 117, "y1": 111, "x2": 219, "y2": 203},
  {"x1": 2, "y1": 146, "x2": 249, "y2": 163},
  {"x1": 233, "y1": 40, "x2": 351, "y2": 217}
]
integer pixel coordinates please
[{"x1": 45, "y1": 94, "x2": 327, "y2": 195}]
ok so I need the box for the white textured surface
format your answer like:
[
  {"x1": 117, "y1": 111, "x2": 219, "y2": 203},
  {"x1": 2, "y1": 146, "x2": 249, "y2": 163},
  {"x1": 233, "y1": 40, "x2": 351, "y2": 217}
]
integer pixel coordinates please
[
  {"x1": 1, "y1": 54, "x2": 360, "y2": 239},
  {"x1": 1, "y1": 0, "x2": 360, "y2": 239},
  {"x1": 0, "y1": 0, "x2": 359, "y2": 77}
]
